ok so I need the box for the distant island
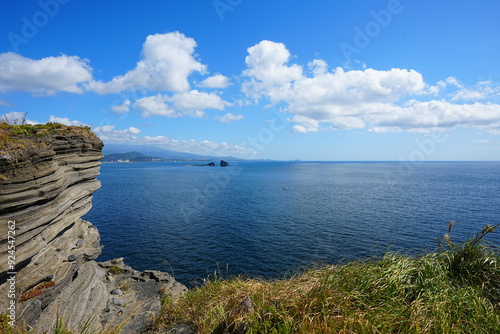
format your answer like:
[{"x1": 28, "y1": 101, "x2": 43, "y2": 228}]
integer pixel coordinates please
[
  {"x1": 101, "y1": 144, "x2": 243, "y2": 163},
  {"x1": 185, "y1": 160, "x2": 230, "y2": 167},
  {"x1": 102, "y1": 151, "x2": 166, "y2": 163}
]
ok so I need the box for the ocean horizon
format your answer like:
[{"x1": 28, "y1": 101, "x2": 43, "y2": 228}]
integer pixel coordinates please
[{"x1": 84, "y1": 161, "x2": 500, "y2": 286}]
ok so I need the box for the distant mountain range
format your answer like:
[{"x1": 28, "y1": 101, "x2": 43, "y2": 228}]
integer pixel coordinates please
[{"x1": 102, "y1": 144, "x2": 244, "y2": 162}]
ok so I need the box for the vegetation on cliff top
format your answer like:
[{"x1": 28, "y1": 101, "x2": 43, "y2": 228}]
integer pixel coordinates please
[
  {"x1": 0, "y1": 122, "x2": 98, "y2": 159},
  {"x1": 152, "y1": 222, "x2": 500, "y2": 334},
  {"x1": 1, "y1": 223, "x2": 500, "y2": 333}
]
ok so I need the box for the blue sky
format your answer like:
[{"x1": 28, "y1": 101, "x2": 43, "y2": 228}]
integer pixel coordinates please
[{"x1": 1, "y1": 0, "x2": 500, "y2": 160}]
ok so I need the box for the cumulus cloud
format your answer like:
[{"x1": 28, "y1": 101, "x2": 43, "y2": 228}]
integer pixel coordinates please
[
  {"x1": 369, "y1": 101, "x2": 500, "y2": 134},
  {"x1": 111, "y1": 99, "x2": 131, "y2": 114},
  {"x1": 93, "y1": 125, "x2": 142, "y2": 142},
  {"x1": 0, "y1": 52, "x2": 92, "y2": 96},
  {"x1": 48, "y1": 115, "x2": 89, "y2": 126},
  {"x1": 215, "y1": 112, "x2": 244, "y2": 123},
  {"x1": 200, "y1": 74, "x2": 232, "y2": 89},
  {"x1": 242, "y1": 40, "x2": 303, "y2": 97},
  {"x1": 134, "y1": 90, "x2": 228, "y2": 118},
  {"x1": 87, "y1": 32, "x2": 206, "y2": 94},
  {"x1": 134, "y1": 94, "x2": 178, "y2": 118},
  {"x1": 242, "y1": 40, "x2": 500, "y2": 135}
]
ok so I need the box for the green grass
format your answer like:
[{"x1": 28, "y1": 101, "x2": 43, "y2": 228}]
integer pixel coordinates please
[
  {"x1": 154, "y1": 222, "x2": 500, "y2": 334},
  {"x1": 0, "y1": 122, "x2": 97, "y2": 159},
  {"x1": 2, "y1": 223, "x2": 499, "y2": 333}
]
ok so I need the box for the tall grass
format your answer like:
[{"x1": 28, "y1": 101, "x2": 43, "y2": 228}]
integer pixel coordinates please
[
  {"x1": 3, "y1": 223, "x2": 499, "y2": 333},
  {"x1": 155, "y1": 223, "x2": 500, "y2": 333}
]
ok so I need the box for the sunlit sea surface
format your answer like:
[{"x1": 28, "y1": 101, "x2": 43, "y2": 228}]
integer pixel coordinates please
[{"x1": 84, "y1": 161, "x2": 500, "y2": 286}]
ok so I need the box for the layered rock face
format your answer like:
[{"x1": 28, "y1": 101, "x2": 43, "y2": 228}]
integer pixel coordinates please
[{"x1": 0, "y1": 127, "x2": 186, "y2": 332}]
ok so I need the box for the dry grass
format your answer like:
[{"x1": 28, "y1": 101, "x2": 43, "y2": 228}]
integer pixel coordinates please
[
  {"x1": 155, "y1": 223, "x2": 500, "y2": 334},
  {"x1": 3, "y1": 223, "x2": 499, "y2": 333},
  {"x1": 0, "y1": 122, "x2": 98, "y2": 159},
  {"x1": 19, "y1": 281, "x2": 56, "y2": 302}
]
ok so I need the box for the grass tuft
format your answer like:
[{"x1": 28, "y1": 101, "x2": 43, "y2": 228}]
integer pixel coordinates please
[{"x1": 154, "y1": 222, "x2": 500, "y2": 333}]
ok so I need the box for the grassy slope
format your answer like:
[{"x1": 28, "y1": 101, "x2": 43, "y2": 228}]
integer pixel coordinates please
[
  {"x1": 155, "y1": 223, "x2": 500, "y2": 334},
  {"x1": 2, "y1": 225, "x2": 500, "y2": 333}
]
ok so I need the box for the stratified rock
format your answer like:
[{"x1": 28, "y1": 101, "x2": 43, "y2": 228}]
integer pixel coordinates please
[
  {"x1": 0, "y1": 125, "x2": 187, "y2": 333},
  {"x1": 220, "y1": 160, "x2": 230, "y2": 166}
]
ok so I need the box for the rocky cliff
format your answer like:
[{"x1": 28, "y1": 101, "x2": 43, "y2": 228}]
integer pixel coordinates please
[{"x1": 0, "y1": 124, "x2": 186, "y2": 332}]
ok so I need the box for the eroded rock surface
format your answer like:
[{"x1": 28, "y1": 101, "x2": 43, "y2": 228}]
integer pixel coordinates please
[{"x1": 0, "y1": 128, "x2": 187, "y2": 333}]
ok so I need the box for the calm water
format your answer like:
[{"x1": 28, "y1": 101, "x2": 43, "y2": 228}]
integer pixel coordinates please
[{"x1": 84, "y1": 161, "x2": 500, "y2": 286}]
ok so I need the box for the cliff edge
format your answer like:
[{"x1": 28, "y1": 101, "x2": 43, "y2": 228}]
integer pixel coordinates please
[{"x1": 0, "y1": 124, "x2": 186, "y2": 333}]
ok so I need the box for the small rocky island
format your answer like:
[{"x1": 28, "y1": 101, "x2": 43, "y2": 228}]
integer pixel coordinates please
[
  {"x1": 186, "y1": 160, "x2": 230, "y2": 167},
  {"x1": 0, "y1": 124, "x2": 186, "y2": 332}
]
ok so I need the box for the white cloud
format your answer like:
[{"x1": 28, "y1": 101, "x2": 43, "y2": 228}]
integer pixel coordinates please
[
  {"x1": 48, "y1": 115, "x2": 89, "y2": 126},
  {"x1": 0, "y1": 100, "x2": 12, "y2": 107},
  {"x1": 369, "y1": 101, "x2": 500, "y2": 134},
  {"x1": 111, "y1": 99, "x2": 131, "y2": 114},
  {"x1": 290, "y1": 115, "x2": 320, "y2": 133},
  {"x1": 215, "y1": 112, "x2": 244, "y2": 123},
  {"x1": 451, "y1": 81, "x2": 500, "y2": 102},
  {"x1": 1, "y1": 113, "x2": 91, "y2": 127},
  {"x1": 134, "y1": 90, "x2": 228, "y2": 118},
  {"x1": 1, "y1": 111, "x2": 38, "y2": 125},
  {"x1": 200, "y1": 74, "x2": 232, "y2": 89},
  {"x1": 242, "y1": 40, "x2": 303, "y2": 97},
  {"x1": 87, "y1": 32, "x2": 206, "y2": 94},
  {"x1": 474, "y1": 139, "x2": 489, "y2": 144},
  {"x1": 170, "y1": 90, "x2": 228, "y2": 115},
  {"x1": 142, "y1": 135, "x2": 248, "y2": 156},
  {"x1": 134, "y1": 94, "x2": 178, "y2": 118},
  {"x1": 93, "y1": 124, "x2": 248, "y2": 157},
  {"x1": 0, "y1": 52, "x2": 92, "y2": 96},
  {"x1": 308, "y1": 59, "x2": 328, "y2": 76},
  {"x1": 93, "y1": 125, "x2": 142, "y2": 142},
  {"x1": 241, "y1": 40, "x2": 500, "y2": 135},
  {"x1": 438, "y1": 76, "x2": 463, "y2": 88}
]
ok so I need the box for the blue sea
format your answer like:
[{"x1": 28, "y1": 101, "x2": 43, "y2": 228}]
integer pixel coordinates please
[{"x1": 83, "y1": 161, "x2": 500, "y2": 286}]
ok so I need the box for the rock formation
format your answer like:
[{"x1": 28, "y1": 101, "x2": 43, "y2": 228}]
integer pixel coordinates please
[
  {"x1": 220, "y1": 160, "x2": 230, "y2": 167},
  {"x1": 0, "y1": 124, "x2": 186, "y2": 332}
]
